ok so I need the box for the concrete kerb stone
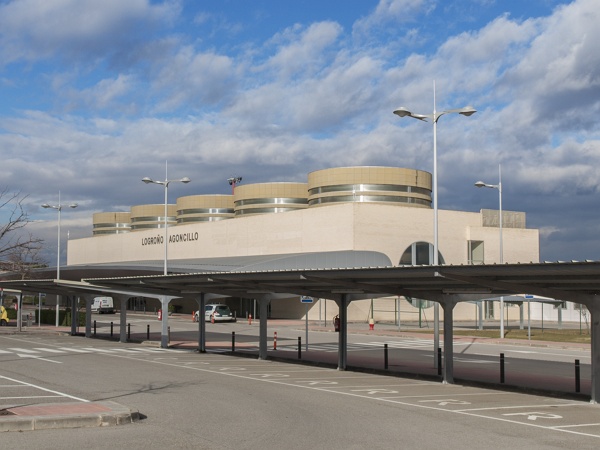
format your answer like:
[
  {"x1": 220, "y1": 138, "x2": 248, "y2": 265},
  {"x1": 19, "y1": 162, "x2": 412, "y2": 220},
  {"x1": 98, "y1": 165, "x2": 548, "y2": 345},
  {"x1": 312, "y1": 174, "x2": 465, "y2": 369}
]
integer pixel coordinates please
[{"x1": 0, "y1": 401, "x2": 140, "y2": 433}]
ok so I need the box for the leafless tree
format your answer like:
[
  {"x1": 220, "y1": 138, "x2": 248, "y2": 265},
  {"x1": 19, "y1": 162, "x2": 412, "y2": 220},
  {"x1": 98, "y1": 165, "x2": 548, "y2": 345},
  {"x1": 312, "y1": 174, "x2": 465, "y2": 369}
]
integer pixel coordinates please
[{"x1": 0, "y1": 188, "x2": 46, "y2": 278}]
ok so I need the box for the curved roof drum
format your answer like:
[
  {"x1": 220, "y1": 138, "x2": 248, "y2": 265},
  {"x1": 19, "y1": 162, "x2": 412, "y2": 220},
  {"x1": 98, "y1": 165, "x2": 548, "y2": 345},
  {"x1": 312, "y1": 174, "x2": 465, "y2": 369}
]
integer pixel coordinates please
[
  {"x1": 176, "y1": 194, "x2": 234, "y2": 223},
  {"x1": 130, "y1": 204, "x2": 177, "y2": 231},
  {"x1": 233, "y1": 182, "x2": 308, "y2": 216},
  {"x1": 92, "y1": 212, "x2": 131, "y2": 235},
  {"x1": 307, "y1": 166, "x2": 432, "y2": 208}
]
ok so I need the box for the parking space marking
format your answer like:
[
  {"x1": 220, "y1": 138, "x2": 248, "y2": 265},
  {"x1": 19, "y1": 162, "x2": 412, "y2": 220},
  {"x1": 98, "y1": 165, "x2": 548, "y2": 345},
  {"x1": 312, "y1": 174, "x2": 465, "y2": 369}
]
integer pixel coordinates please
[
  {"x1": 457, "y1": 403, "x2": 581, "y2": 412},
  {"x1": 6, "y1": 340, "x2": 596, "y2": 439},
  {"x1": 0, "y1": 375, "x2": 89, "y2": 403},
  {"x1": 553, "y1": 423, "x2": 600, "y2": 429}
]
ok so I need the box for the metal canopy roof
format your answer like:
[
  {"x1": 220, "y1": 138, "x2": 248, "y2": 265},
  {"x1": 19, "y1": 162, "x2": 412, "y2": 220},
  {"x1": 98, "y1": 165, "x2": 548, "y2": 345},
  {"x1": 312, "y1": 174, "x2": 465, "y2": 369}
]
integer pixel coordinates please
[
  {"x1": 2, "y1": 260, "x2": 599, "y2": 305},
  {"x1": 75, "y1": 261, "x2": 600, "y2": 304}
]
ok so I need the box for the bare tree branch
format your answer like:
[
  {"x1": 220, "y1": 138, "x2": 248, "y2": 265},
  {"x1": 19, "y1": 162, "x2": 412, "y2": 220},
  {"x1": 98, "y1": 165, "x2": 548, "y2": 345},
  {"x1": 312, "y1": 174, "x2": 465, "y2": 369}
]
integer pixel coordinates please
[{"x1": 0, "y1": 188, "x2": 47, "y2": 278}]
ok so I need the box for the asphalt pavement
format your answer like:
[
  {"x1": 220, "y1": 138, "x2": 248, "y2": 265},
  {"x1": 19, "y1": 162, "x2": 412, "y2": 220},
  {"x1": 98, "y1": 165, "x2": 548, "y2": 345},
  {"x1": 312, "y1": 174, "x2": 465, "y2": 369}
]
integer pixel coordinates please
[{"x1": 0, "y1": 316, "x2": 592, "y2": 433}]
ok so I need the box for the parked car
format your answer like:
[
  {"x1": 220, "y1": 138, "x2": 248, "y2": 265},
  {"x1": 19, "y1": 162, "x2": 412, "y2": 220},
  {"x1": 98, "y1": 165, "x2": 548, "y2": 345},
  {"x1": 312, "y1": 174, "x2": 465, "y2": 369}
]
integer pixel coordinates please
[{"x1": 193, "y1": 304, "x2": 236, "y2": 323}]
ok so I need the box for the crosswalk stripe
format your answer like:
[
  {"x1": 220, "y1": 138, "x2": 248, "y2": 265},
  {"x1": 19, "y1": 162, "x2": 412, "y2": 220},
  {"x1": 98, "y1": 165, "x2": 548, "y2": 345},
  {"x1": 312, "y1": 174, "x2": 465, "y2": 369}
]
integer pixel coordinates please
[
  {"x1": 8, "y1": 348, "x2": 39, "y2": 354},
  {"x1": 33, "y1": 348, "x2": 66, "y2": 353},
  {"x1": 79, "y1": 347, "x2": 115, "y2": 353},
  {"x1": 110, "y1": 348, "x2": 146, "y2": 353},
  {"x1": 59, "y1": 347, "x2": 92, "y2": 353}
]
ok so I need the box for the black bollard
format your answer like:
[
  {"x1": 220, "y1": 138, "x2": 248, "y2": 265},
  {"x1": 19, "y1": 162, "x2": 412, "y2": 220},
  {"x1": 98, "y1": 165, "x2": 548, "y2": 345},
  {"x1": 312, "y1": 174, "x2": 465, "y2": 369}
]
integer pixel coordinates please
[
  {"x1": 93, "y1": 320, "x2": 96, "y2": 337},
  {"x1": 500, "y1": 353, "x2": 505, "y2": 384},
  {"x1": 437, "y1": 348, "x2": 442, "y2": 376},
  {"x1": 232, "y1": 331, "x2": 236, "y2": 352},
  {"x1": 110, "y1": 321, "x2": 113, "y2": 338},
  {"x1": 147, "y1": 324, "x2": 150, "y2": 340},
  {"x1": 127, "y1": 323, "x2": 131, "y2": 340},
  {"x1": 575, "y1": 359, "x2": 581, "y2": 393},
  {"x1": 298, "y1": 337, "x2": 302, "y2": 360},
  {"x1": 384, "y1": 343, "x2": 389, "y2": 370}
]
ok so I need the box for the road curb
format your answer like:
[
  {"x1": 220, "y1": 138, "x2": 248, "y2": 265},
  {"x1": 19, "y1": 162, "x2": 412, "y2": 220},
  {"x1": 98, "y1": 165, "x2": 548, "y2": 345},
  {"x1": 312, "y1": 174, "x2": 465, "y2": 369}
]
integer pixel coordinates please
[{"x1": 0, "y1": 401, "x2": 139, "y2": 433}]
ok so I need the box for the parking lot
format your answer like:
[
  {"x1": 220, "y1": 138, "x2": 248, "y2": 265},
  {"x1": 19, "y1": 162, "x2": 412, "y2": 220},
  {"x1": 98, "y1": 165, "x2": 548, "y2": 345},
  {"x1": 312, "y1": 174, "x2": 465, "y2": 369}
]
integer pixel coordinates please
[{"x1": 1, "y1": 329, "x2": 599, "y2": 448}]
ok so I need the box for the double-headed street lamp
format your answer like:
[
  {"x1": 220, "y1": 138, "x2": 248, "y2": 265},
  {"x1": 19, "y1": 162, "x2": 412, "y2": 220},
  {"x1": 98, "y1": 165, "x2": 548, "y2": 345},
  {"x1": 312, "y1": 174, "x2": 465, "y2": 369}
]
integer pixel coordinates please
[
  {"x1": 143, "y1": 163, "x2": 190, "y2": 349},
  {"x1": 142, "y1": 163, "x2": 190, "y2": 275},
  {"x1": 41, "y1": 192, "x2": 78, "y2": 280},
  {"x1": 394, "y1": 81, "x2": 476, "y2": 363},
  {"x1": 475, "y1": 164, "x2": 504, "y2": 337},
  {"x1": 42, "y1": 192, "x2": 78, "y2": 328}
]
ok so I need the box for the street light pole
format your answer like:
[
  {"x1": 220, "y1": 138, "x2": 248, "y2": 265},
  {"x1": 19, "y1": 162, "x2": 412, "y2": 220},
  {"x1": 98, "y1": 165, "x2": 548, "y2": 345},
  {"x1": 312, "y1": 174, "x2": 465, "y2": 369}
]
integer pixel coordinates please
[
  {"x1": 227, "y1": 176, "x2": 242, "y2": 195},
  {"x1": 394, "y1": 81, "x2": 476, "y2": 365},
  {"x1": 142, "y1": 161, "x2": 191, "y2": 275},
  {"x1": 42, "y1": 192, "x2": 78, "y2": 326},
  {"x1": 475, "y1": 164, "x2": 504, "y2": 337},
  {"x1": 143, "y1": 162, "x2": 191, "y2": 349}
]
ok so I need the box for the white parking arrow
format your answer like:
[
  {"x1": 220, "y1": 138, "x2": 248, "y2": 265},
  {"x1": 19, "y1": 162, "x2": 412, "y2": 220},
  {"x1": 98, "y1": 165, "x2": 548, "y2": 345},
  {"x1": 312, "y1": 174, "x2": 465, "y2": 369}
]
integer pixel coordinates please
[
  {"x1": 251, "y1": 373, "x2": 290, "y2": 378},
  {"x1": 419, "y1": 399, "x2": 471, "y2": 406},
  {"x1": 504, "y1": 412, "x2": 563, "y2": 421},
  {"x1": 352, "y1": 388, "x2": 399, "y2": 395}
]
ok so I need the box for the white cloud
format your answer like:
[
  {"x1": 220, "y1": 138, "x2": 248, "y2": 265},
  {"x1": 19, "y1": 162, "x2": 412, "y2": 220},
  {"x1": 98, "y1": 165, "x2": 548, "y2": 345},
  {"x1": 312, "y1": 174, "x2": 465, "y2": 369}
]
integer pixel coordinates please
[
  {"x1": 353, "y1": 0, "x2": 435, "y2": 35},
  {"x1": 0, "y1": 0, "x2": 179, "y2": 65},
  {"x1": 265, "y1": 21, "x2": 343, "y2": 80}
]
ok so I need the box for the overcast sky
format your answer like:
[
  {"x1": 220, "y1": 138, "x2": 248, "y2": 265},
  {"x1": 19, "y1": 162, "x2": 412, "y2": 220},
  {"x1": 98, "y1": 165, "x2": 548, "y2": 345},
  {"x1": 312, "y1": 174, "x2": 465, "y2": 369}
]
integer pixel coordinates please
[{"x1": 1, "y1": 0, "x2": 598, "y2": 266}]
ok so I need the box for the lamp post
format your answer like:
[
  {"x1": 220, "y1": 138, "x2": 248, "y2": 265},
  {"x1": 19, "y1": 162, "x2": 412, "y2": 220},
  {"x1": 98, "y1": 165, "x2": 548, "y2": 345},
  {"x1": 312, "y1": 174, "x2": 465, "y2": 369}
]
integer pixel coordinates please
[
  {"x1": 42, "y1": 192, "x2": 78, "y2": 326},
  {"x1": 475, "y1": 164, "x2": 503, "y2": 337},
  {"x1": 394, "y1": 81, "x2": 476, "y2": 364},
  {"x1": 227, "y1": 176, "x2": 242, "y2": 195},
  {"x1": 143, "y1": 162, "x2": 190, "y2": 349},
  {"x1": 142, "y1": 162, "x2": 190, "y2": 275}
]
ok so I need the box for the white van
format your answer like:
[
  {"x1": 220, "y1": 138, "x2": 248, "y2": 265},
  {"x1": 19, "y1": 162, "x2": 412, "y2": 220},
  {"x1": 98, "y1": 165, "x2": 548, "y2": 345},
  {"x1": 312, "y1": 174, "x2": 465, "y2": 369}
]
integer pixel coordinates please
[{"x1": 91, "y1": 297, "x2": 115, "y2": 314}]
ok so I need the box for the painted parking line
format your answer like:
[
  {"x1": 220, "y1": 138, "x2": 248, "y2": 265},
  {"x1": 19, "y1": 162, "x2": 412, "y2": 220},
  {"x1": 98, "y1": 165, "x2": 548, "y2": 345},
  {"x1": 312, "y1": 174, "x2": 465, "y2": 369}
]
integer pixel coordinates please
[{"x1": 0, "y1": 375, "x2": 89, "y2": 403}]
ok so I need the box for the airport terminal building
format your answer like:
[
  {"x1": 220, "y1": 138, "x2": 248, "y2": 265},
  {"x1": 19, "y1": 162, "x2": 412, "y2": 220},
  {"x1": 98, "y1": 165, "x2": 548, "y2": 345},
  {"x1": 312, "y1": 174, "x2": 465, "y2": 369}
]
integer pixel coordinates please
[{"x1": 67, "y1": 166, "x2": 543, "y2": 322}]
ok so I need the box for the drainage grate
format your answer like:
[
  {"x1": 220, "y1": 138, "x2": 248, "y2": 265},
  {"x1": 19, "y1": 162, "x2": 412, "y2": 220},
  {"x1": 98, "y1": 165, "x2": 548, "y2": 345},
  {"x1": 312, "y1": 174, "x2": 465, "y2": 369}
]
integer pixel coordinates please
[{"x1": 0, "y1": 409, "x2": 15, "y2": 416}]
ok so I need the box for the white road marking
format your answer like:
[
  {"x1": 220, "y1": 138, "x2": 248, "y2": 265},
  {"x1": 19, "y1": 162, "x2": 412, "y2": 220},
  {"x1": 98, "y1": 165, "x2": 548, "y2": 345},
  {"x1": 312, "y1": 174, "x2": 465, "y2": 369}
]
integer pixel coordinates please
[
  {"x1": 17, "y1": 354, "x2": 62, "y2": 363},
  {"x1": 33, "y1": 348, "x2": 66, "y2": 353},
  {"x1": 0, "y1": 375, "x2": 88, "y2": 402},
  {"x1": 8, "y1": 347, "x2": 39, "y2": 354}
]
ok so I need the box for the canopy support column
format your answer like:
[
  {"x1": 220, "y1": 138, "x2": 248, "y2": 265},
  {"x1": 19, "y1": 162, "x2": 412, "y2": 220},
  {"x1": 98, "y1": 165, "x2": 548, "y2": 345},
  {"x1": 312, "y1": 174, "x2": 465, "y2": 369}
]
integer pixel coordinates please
[
  {"x1": 442, "y1": 298, "x2": 457, "y2": 384},
  {"x1": 70, "y1": 295, "x2": 78, "y2": 336},
  {"x1": 258, "y1": 297, "x2": 270, "y2": 360},
  {"x1": 337, "y1": 294, "x2": 348, "y2": 371},
  {"x1": 83, "y1": 295, "x2": 93, "y2": 338}
]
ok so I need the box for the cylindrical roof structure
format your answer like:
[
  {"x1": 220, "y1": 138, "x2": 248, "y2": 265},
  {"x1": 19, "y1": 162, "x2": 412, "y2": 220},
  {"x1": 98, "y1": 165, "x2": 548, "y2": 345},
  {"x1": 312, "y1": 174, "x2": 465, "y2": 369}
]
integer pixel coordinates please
[
  {"x1": 233, "y1": 182, "x2": 308, "y2": 216},
  {"x1": 176, "y1": 195, "x2": 234, "y2": 223},
  {"x1": 130, "y1": 204, "x2": 177, "y2": 231},
  {"x1": 92, "y1": 212, "x2": 131, "y2": 235},
  {"x1": 307, "y1": 166, "x2": 432, "y2": 208}
]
